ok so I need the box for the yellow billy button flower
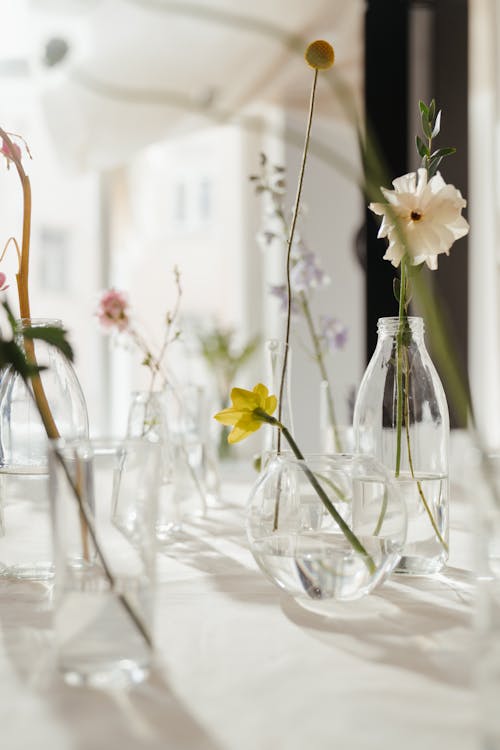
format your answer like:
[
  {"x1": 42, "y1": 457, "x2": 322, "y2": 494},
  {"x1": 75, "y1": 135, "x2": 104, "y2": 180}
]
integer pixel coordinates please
[
  {"x1": 305, "y1": 40, "x2": 334, "y2": 70},
  {"x1": 214, "y1": 384, "x2": 277, "y2": 444}
]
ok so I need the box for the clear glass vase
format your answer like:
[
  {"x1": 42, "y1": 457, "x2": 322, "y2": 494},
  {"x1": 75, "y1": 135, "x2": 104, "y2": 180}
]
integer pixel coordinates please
[
  {"x1": 353, "y1": 316, "x2": 449, "y2": 575},
  {"x1": 262, "y1": 339, "x2": 294, "y2": 460},
  {"x1": 126, "y1": 390, "x2": 165, "y2": 443},
  {"x1": 319, "y1": 380, "x2": 354, "y2": 454},
  {"x1": 0, "y1": 318, "x2": 88, "y2": 581},
  {"x1": 49, "y1": 438, "x2": 160, "y2": 687},
  {"x1": 126, "y1": 387, "x2": 208, "y2": 540},
  {"x1": 247, "y1": 453, "x2": 406, "y2": 605}
]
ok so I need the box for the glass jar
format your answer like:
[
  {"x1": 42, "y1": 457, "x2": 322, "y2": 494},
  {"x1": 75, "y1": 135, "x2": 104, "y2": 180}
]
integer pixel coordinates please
[
  {"x1": 49, "y1": 437, "x2": 160, "y2": 687},
  {"x1": 126, "y1": 387, "x2": 208, "y2": 540},
  {"x1": 247, "y1": 453, "x2": 405, "y2": 604},
  {"x1": 353, "y1": 316, "x2": 449, "y2": 574},
  {"x1": 127, "y1": 390, "x2": 166, "y2": 444},
  {"x1": 0, "y1": 319, "x2": 88, "y2": 581}
]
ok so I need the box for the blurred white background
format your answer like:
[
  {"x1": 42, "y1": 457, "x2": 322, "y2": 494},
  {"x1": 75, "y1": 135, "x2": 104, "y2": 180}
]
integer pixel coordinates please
[{"x1": 1, "y1": 0, "x2": 495, "y2": 452}]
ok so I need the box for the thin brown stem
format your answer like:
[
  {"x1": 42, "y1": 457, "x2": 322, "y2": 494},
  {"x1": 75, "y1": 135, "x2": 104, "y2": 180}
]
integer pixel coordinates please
[
  {"x1": 0, "y1": 129, "x2": 31, "y2": 320},
  {"x1": 277, "y1": 68, "x2": 318, "y2": 450},
  {"x1": 1, "y1": 126, "x2": 152, "y2": 651},
  {"x1": 0, "y1": 237, "x2": 21, "y2": 266}
]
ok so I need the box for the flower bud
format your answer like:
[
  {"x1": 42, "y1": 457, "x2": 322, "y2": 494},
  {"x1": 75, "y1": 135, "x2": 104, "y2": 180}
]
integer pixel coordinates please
[{"x1": 305, "y1": 40, "x2": 334, "y2": 70}]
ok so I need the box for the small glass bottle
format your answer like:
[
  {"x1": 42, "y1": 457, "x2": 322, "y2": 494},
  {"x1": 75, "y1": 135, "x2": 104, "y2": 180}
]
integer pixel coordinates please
[
  {"x1": 263, "y1": 339, "x2": 294, "y2": 458},
  {"x1": 0, "y1": 319, "x2": 88, "y2": 581},
  {"x1": 127, "y1": 388, "x2": 208, "y2": 540},
  {"x1": 353, "y1": 316, "x2": 449, "y2": 574}
]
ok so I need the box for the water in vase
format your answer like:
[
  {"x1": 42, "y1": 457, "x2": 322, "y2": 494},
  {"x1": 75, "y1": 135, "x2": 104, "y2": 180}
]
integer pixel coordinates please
[
  {"x1": 0, "y1": 468, "x2": 52, "y2": 580},
  {"x1": 394, "y1": 472, "x2": 448, "y2": 574}
]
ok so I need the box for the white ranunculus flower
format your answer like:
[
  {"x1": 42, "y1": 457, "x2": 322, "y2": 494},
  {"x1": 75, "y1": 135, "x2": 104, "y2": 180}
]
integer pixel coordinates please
[{"x1": 369, "y1": 168, "x2": 469, "y2": 270}]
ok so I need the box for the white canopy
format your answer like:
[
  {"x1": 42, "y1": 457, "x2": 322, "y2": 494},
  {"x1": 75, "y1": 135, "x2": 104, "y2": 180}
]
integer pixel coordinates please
[{"x1": 29, "y1": 0, "x2": 363, "y2": 169}]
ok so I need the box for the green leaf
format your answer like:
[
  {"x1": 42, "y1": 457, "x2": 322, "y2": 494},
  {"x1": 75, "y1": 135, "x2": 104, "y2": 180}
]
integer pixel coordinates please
[
  {"x1": 415, "y1": 135, "x2": 428, "y2": 159},
  {"x1": 393, "y1": 277, "x2": 401, "y2": 303},
  {"x1": 419, "y1": 100, "x2": 429, "y2": 118},
  {"x1": 428, "y1": 156, "x2": 444, "y2": 178},
  {"x1": 405, "y1": 278, "x2": 414, "y2": 309},
  {"x1": 428, "y1": 99, "x2": 436, "y2": 122},
  {"x1": 430, "y1": 146, "x2": 456, "y2": 158},
  {"x1": 431, "y1": 110, "x2": 442, "y2": 138},
  {"x1": 22, "y1": 326, "x2": 74, "y2": 362},
  {"x1": 0, "y1": 339, "x2": 44, "y2": 382},
  {"x1": 422, "y1": 116, "x2": 432, "y2": 139},
  {"x1": 3, "y1": 301, "x2": 18, "y2": 336}
]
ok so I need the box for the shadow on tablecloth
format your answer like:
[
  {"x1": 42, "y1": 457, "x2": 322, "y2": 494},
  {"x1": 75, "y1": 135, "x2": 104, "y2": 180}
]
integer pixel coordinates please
[
  {"x1": 280, "y1": 566, "x2": 475, "y2": 689},
  {"x1": 0, "y1": 582, "x2": 223, "y2": 750}
]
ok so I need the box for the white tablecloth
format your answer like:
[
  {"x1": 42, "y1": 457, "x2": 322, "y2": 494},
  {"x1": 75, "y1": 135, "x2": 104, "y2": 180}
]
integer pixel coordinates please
[{"x1": 0, "y1": 462, "x2": 479, "y2": 750}]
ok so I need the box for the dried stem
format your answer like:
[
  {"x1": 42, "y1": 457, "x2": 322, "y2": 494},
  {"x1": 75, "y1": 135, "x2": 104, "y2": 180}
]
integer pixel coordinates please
[
  {"x1": 0, "y1": 127, "x2": 152, "y2": 651},
  {"x1": 277, "y1": 68, "x2": 318, "y2": 450}
]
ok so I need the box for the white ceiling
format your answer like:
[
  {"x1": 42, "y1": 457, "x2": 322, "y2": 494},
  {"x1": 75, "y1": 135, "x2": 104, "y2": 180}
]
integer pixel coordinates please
[{"x1": 27, "y1": 0, "x2": 364, "y2": 169}]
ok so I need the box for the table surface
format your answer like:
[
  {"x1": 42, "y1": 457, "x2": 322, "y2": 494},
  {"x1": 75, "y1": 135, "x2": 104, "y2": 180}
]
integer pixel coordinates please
[{"x1": 0, "y1": 460, "x2": 480, "y2": 750}]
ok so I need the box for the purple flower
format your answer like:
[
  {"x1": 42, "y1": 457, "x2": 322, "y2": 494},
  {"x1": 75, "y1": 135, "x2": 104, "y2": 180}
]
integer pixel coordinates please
[
  {"x1": 256, "y1": 230, "x2": 278, "y2": 249},
  {"x1": 269, "y1": 284, "x2": 299, "y2": 314},
  {"x1": 290, "y1": 251, "x2": 329, "y2": 293},
  {"x1": 320, "y1": 316, "x2": 348, "y2": 353}
]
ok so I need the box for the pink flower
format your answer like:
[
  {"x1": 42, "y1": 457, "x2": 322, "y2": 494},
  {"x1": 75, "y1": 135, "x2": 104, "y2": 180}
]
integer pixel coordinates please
[
  {"x1": 0, "y1": 272, "x2": 9, "y2": 292},
  {"x1": 1, "y1": 139, "x2": 21, "y2": 163},
  {"x1": 97, "y1": 288, "x2": 129, "y2": 332}
]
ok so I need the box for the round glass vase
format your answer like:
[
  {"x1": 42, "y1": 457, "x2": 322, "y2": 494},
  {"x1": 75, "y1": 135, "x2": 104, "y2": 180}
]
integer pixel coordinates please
[
  {"x1": 246, "y1": 454, "x2": 406, "y2": 604},
  {"x1": 0, "y1": 318, "x2": 89, "y2": 581},
  {"x1": 353, "y1": 316, "x2": 449, "y2": 575}
]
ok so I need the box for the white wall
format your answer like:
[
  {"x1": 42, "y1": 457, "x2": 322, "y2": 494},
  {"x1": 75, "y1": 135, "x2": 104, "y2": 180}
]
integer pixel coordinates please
[{"x1": 468, "y1": 0, "x2": 500, "y2": 448}]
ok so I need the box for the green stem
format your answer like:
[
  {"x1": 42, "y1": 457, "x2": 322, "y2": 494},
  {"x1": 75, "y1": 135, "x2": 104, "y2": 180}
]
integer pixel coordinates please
[
  {"x1": 372, "y1": 488, "x2": 388, "y2": 537},
  {"x1": 299, "y1": 292, "x2": 342, "y2": 452},
  {"x1": 256, "y1": 410, "x2": 376, "y2": 574},
  {"x1": 395, "y1": 257, "x2": 407, "y2": 477}
]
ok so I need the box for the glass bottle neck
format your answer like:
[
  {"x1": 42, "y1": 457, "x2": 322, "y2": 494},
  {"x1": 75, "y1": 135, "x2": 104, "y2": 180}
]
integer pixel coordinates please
[{"x1": 377, "y1": 316, "x2": 424, "y2": 343}]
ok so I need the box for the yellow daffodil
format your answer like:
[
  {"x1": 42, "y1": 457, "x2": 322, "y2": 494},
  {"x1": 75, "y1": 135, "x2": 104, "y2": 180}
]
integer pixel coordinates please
[{"x1": 214, "y1": 383, "x2": 277, "y2": 444}]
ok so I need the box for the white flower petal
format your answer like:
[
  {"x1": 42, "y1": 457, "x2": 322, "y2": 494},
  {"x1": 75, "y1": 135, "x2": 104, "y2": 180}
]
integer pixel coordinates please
[
  {"x1": 415, "y1": 168, "x2": 429, "y2": 195},
  {"x1": 392, "y1": 172, "x2": 417, "y2": 193},
  {"x1": 383, "y1": 239, "x2": 405, "y2": 267},
  {"x1": 369, "y1": 167, "x2": 469, "y2": 271},
  {"x1": 369, "y1": 202, "x2": 386, "y2": 215}
]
